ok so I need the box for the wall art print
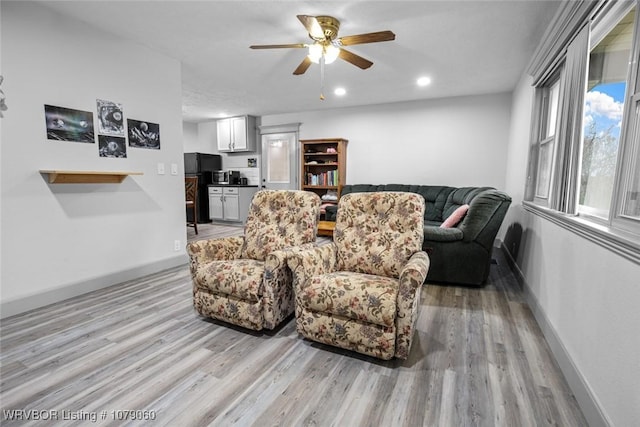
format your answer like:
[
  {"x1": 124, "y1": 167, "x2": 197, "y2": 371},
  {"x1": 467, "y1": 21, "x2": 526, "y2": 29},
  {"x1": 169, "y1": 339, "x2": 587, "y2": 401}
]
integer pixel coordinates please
[
  {"x1": 98, "y1": 135, "x2": 127, "y2": 158},
  {"x1": 96, "y1": 99, "x2": 124, "y2": 136},
  {"x1": 127, "y1": 119, "x2": 160, "y2": 149},
  {"x1": 44, "y1": 104, "x2": 95, "y2": 143}
]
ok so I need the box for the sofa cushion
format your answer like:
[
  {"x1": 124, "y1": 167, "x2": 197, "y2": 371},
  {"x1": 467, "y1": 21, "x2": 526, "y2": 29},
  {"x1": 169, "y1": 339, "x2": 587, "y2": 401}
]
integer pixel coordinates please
[
  {"x1": 442, "y1": 187, "x2": 490, "y2": 219},
  {"x1": 300, "y1": 271, "x2": 399, "y2": 327},
  {"x1": 415, "y1": 186, "x2": 455, "y2": 222}
]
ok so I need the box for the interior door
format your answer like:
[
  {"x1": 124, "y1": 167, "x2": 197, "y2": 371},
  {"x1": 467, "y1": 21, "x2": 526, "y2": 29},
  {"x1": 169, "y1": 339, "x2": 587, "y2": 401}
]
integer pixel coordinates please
[{"x1": 260, "y1": 131, "x2": 298, "y2": 191}]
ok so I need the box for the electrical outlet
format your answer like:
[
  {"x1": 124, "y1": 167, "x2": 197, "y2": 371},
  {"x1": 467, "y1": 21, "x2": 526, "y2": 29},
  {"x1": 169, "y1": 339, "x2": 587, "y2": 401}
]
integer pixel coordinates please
[
  {"x1": 171, "y1": 163, "x2": 178, "y2": 175},
  {"x1": 157, "y1": 163, "x2": 165, "y2": 175},
  {"x1": 174, "y1": 240, "x2": 181, "y2": 251}
]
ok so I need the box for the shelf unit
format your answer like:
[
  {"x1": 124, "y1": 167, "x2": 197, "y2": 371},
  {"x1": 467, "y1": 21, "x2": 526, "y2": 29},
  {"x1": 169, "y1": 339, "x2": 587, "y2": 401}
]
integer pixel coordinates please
[
  {"x1": 40, "y1": 170, "x2": 143, "y2": 184},
  {"x1": 300, "y1": 138, "x2": 348, "y2": 217}
]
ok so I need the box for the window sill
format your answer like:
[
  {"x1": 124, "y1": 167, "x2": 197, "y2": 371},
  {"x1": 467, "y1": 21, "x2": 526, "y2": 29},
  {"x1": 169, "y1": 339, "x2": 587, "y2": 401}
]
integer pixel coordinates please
[{"x1": 523, "y1": 201, "x2": 640, "y2": 265}]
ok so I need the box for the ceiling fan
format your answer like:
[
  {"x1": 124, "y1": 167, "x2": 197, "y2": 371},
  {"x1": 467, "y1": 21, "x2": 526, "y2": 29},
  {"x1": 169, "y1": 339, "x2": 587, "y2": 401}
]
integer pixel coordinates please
[{"x1": 250, "y1": 15, "x2": 395, "y2": 75}]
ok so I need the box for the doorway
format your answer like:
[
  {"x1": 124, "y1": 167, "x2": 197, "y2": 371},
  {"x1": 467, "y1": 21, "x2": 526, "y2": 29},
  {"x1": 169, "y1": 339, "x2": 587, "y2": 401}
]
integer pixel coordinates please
[{"x1": 260, "y1": 123, "x2": 300, "y2": 191}]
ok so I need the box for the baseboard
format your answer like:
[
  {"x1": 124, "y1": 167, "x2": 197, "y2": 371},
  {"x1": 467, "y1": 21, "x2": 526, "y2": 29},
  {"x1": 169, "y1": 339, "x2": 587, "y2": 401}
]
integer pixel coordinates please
[
  {"x1": 0, "y1": 254, "x2": 189, "y2": 319},
  {"x1": 499, "y1": 243, "x2": 610, "y2": 427}
]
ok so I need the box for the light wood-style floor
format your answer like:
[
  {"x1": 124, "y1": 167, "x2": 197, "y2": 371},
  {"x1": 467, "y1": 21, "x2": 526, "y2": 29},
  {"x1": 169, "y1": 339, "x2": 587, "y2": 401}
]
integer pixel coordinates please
[{"x1": 0, "y1": 223, "x2": 586, "y2": 426}]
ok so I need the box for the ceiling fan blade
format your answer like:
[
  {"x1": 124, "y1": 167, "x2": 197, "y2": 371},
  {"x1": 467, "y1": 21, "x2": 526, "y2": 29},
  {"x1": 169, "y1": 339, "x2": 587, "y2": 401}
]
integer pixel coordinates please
[
  {"x1": 337, "y1": 31, "x2": 396, "y2": 46},
  {"x1": 293, "y1": 57, "x2": 313, "y2": 75},
  {"x1": 250, "y1": 43, "x2": 306, "y2": 49},
  {"x1": 297, "y1": 15, "x2": 325, "y2": 40},
  {"x1": 338, "y1": 48, "x2": 373, "y2": 70}
]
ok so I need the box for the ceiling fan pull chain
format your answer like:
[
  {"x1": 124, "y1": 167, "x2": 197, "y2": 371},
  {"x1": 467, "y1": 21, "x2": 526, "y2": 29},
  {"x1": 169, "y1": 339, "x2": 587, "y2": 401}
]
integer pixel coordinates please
[{"x1": 320, "y1": 55, "x2": 325, "y2": 100}]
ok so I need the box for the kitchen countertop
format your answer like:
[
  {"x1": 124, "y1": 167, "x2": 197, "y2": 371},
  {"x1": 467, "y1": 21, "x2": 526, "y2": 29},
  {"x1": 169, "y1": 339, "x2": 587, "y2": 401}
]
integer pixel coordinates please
[{"x1": 208, "y1": 184, "x2": 259, "y2": 188}]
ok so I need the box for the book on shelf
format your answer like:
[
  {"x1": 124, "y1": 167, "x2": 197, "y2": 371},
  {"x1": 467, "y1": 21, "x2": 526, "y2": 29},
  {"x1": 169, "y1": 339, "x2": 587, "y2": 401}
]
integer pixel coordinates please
[{"x1": 306, "y1": 170, "x2": 339, "y2": 186}]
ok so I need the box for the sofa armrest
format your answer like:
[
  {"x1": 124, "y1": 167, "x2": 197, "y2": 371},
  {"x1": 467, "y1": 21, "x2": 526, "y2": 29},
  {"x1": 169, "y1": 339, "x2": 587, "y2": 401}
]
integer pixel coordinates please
[
  {"x1": 458, "y1": 190, "x2": 511, "y2": 246},
  {"x1": 395, "y1": 251, "x2": 430, "y2": 359},
  {"x1": 186, "y1": 236, "x2": 244, "y2": 274},
  {"x1": 325, "y1": 205, "x2": 338, "y2": 221},
  {"x1": 423, "y1": 226, "x2": 463, "y2": 242}
]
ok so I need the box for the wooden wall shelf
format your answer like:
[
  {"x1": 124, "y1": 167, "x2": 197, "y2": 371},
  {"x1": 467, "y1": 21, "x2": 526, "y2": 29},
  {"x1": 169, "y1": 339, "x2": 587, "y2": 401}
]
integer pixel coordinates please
[{"x1": 40, "y1": 170, "x2": 143, "y2": 184}]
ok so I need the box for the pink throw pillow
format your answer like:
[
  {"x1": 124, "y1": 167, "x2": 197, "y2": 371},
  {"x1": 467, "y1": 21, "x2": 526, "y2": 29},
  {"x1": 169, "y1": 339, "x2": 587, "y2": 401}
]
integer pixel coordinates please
[{"x1": 441, "y1": 204, "x2": 469, "y2": 228}]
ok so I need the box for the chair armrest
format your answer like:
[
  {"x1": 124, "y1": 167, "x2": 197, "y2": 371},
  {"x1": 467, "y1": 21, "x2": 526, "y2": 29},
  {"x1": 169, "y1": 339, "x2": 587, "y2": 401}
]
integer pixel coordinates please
[
  {"x1": 287, "y1": 243, "x2": 338, "y2": 289},
  {"x1": 259, "y1": 243, "x2": 316, "y2": 329},
  {"x1": 264, "y1": 242, "x2": 317, "y2": 281},
  {"x1": 395, "y1": 251, "x2": 430, "y2": 359},
  {"x1": 399, "y1": 251, "x2": 430, "y2": 289},
  {"x1": 186, "y1": 236, "x2": 244, "y2": 274}
]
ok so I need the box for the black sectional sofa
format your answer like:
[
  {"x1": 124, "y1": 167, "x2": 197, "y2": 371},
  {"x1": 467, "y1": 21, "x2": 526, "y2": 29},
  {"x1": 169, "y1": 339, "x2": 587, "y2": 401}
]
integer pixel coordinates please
[{"x1": 325, "y1": 184, "x2": 512, "y2": 286}]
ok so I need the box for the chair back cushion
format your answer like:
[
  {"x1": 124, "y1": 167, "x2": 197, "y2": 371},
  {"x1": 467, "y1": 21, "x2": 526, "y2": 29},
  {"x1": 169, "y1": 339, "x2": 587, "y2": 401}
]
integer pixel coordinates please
[
  {"x1": 334, "y1": 192, "x2": 425, "y2": 278},
  {"x1": 241, "y1": 190, "x2": 320, "y2": 261}
]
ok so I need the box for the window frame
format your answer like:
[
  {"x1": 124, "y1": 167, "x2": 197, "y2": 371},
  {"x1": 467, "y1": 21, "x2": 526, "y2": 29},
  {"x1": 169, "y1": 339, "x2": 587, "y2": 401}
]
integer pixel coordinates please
[
  {"x1": 524, "y1": 0, "x2": 640, "y2": 265},
  {"x1": 532, "y1": 77, "x2": 562, "y2": 204},
  {"x1": 611, "y1": 3, "x2": 640, "y2": 234}
]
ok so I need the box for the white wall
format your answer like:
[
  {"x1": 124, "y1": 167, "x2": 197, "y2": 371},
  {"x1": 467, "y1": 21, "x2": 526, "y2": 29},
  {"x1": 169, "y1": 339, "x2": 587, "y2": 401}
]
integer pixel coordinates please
[
  {"x1": 182, "y1": 122, "x2": 201, "y2": 153},
  {"x1": 262, "y1": 93, "x2": 512, "y2": 189},
  {"x1": 0, "y1": 2, "x2": 187, "y2": 317},
  {"x1": 503, "y1": 74, "x2": 640, "y2": 427}
]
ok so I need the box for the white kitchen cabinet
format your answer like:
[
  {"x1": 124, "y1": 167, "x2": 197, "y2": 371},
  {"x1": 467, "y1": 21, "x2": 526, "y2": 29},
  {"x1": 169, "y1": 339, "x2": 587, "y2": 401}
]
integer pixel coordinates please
[
  {"x1": 221, "y1": 187, "x2": 240, "y2": 221},
  {"x1": 208, "y1": 186, "x2": 224, "y2": 220},
  {"x1": 209, "y1": 186, "x2": 258, "y2": 223},
  {"x1": 216, "y1": 115, "x2": 256, "y2": 152}
]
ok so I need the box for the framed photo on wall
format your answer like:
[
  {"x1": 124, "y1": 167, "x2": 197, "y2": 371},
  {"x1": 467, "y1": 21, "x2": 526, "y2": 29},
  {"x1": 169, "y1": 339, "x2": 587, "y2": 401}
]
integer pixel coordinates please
[
  {"x1": 127, "y1": 119, "x2": 160, "y2": 149},
  {"x1": 96, "y1": 99, "x2": 124, "y2": 136},
  {"x1": 98, "y1": 135, "x2": 127, "y2": 158},
  {"x1": 44, "y1": 104, "x2": 95, "y2": 143}
]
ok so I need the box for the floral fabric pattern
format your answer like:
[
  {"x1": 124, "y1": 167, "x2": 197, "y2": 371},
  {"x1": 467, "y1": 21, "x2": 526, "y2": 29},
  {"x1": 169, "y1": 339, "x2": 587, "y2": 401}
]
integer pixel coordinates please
[
  {"x1": 289, "y1": 192, "x2": 430, "y2": 359},
  {"x1": 187, "y1": 236, "x2": 244, "y2": 276},
  {"x1": 193, "y1": 291, "x2": 263, "y2": 330},
  {"x1": 187, "y1": 190, "x2": 321, "y2": 331},
  {"x1": 300, "y1": 272, "x2": 399, "y2": 327},
  {"x1": 297, "y1": 308, "x2": 397, "y2": 360},
  {"x1": 195, "y1": 259, "x2": 264, "y2": 302},
  {"x1": 334, "y1": 192, "x2": 425, "y2": 278},
  {"x1": 242, "y1": 190, "x2": 321, "y2": 261}
]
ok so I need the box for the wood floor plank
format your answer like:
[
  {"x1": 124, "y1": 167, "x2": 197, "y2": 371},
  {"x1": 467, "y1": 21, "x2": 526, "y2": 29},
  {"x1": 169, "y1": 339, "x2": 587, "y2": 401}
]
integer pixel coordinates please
[{"x1": 0, "y1": 223, "x2": 588, "y2": 426}]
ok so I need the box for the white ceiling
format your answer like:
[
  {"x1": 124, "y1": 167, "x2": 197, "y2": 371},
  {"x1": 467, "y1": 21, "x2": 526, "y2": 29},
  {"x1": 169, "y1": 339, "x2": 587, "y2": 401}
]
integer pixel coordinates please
[{"x1": 37, "y1": 0, "x2": 561, "y2": 123}]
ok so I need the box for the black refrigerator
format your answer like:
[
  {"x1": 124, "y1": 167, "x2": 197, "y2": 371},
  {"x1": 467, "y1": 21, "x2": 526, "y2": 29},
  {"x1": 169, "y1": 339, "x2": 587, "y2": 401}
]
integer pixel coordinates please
[{"x1": 184, "y1": 152, "x2": 222, "y2": 223}]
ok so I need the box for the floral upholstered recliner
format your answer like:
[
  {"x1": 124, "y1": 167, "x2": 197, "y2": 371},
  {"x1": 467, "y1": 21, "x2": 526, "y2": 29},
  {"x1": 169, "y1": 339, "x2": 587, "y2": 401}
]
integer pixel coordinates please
[
  {"x1": 288, "y1": 192, "x2": 430, "y2": 360},
  {"x1": 187, "y1": 190, "x2": 321, "y2": 331}
]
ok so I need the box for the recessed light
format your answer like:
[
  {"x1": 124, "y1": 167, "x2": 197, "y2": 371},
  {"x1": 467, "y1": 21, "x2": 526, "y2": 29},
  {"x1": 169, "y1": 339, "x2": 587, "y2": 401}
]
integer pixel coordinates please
[
  {"x1": 334, "y1": 87, "x2": 346, "y2": 96},
  {"x1": 417, "y1": 76, "x2": 432, "y2": 87}
]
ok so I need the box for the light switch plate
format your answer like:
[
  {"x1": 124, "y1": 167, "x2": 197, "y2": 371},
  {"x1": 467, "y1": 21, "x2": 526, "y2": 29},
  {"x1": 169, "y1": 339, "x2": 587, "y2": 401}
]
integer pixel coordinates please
[
  {"x1": 171, "y1": 163, "x2": 178, "y2": 175},
  {"x1": 157, "y1": 163, "x2": 165, "y2": 175}
]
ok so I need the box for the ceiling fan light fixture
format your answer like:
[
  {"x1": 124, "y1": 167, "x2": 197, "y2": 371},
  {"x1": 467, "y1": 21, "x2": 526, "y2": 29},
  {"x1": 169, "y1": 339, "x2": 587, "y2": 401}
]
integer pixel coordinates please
[
  {"x1": 308, "y1": 44, "x2": 340, "y2": 64},
  {"x1": 324, "y1": 44, "x2": 340, "y2": 64},
  {"x1": 308, "y1": 44, "x2": 323, "y2": 63}
]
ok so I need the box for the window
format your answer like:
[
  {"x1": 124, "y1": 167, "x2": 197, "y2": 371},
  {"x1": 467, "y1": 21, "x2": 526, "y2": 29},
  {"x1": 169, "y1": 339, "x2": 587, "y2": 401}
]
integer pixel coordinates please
[
  {"x1": 579, "y1": 7, "x2": 636, "y2": 220},
  {"x1": 525, "y1": 0, "x2": 640, "y2": 263},
  {"x1": 535, "y1": 79, "x2": 560, "y2": 201}
]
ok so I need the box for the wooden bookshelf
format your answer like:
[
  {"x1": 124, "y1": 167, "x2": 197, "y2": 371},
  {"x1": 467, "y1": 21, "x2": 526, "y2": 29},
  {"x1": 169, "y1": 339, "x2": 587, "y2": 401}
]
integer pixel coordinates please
[{"x1": 300, "y1": 138, "x2": 348, "y2": 221}]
